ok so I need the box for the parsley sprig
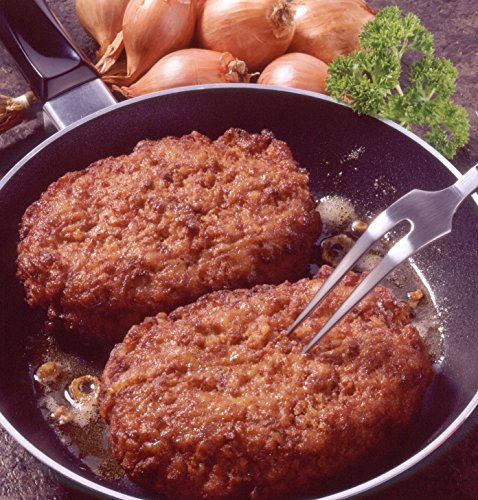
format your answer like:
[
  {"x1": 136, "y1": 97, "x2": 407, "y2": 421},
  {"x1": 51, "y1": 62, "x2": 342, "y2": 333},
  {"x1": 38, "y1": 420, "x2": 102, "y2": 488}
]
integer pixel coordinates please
[{"x1": 325, "y1": 6, "x2": 470, "y2": 158}]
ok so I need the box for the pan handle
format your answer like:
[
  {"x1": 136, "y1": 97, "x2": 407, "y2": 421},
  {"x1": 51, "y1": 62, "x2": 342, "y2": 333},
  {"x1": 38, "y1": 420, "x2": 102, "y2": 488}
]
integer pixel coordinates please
[{"x1": 0, "y1": 0, "x2": 97, "y2": 102}]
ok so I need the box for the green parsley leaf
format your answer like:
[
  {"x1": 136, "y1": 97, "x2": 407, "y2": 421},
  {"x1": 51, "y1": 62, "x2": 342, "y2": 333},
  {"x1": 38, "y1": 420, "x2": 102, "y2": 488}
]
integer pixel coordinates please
[{"x1": 325, "y1": 6, "x2": 470, "y2": 158}]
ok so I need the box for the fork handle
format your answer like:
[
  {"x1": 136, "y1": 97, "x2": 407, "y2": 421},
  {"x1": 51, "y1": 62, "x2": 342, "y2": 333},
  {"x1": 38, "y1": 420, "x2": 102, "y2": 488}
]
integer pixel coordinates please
[{"x1": 452, "y1": 164, "x2": 478, "y2": 202}]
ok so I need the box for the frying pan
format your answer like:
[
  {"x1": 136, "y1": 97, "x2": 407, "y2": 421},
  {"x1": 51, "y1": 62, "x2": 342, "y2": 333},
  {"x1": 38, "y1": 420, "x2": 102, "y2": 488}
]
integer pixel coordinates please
[{"x1": 0, "y1": 1, "x2": 477, "y2": 499}]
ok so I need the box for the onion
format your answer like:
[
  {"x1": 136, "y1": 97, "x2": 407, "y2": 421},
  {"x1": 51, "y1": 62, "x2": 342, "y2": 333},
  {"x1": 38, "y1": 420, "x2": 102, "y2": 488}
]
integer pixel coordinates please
[
  {"x1": 0, "y1": 91, "x2": 35, "y2": 133},
  {"x1": 102, "y1": 0, "x2": 196, "y2": 85},
  {"x1": 75, "y1": 0, "x2": 130, "y2": 57},
  {"x1": 194, "y1": 0, "x2": 206, "y2": 15},
  {"x1": 95, "y1": 32, "x2": 125, "y2": 74},
  {"x1": 197, "y1": 0, "x2": 295, "y2": 71},
  {"x1": 289, "y1": 0, "x2": 376, "y2": 64},
  {"x1": 258, "y1": 53, "x2": 328, "y2": 93},
  {"x1": 114, "y1": 49, "x2": 253, "y2": 97}
]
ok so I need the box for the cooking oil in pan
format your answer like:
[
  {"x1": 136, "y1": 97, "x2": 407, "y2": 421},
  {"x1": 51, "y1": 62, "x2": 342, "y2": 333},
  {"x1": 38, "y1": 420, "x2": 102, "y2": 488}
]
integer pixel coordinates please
[{"x1": 27, "y1": 334, "x2": 124, "y2": 480}]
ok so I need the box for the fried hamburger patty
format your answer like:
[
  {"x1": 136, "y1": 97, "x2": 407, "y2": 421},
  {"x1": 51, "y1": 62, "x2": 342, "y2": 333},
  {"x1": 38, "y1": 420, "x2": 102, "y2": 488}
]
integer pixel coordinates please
[
  {"x1": 100, "y1": 265, "x2": 434, "y2": 500},
  {"x1": 17, "y1": 129, "x2": 321, "y2": 342}
]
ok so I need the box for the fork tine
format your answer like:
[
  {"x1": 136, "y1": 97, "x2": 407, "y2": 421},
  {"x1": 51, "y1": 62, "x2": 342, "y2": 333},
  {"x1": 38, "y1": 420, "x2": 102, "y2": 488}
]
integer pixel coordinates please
[
  {"x1": 303, "y1": 234, "x2": 415, "y2": 353},
  {"x1": 287, "y1": 210, "x2": 396, "y2": 336}
]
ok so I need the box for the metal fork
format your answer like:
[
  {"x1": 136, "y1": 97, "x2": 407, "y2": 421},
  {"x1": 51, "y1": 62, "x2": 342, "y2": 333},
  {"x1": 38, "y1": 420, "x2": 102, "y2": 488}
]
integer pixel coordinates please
[{"x1": 288, "y1": 164, "x2": 478, "y2": 353}]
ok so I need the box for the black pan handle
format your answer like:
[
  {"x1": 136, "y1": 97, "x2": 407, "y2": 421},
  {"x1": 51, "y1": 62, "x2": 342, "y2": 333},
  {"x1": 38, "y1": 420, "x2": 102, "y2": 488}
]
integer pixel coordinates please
[{"x1": 0, "y1": 0, "x2": 98, "y2": 102}]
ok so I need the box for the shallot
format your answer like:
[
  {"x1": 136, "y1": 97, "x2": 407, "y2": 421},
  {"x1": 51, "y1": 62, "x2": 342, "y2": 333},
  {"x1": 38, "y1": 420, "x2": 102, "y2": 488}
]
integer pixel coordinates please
[
  {"x1": 75, "y1": 0, "x2": 130, "y2": 57},
  {"x1": 114, "y1": 49, "x2": 252, "y2": 97},
  {"x1": 0, "y1": 91, "x2": 35, "y2": 133},
  {"x1": 197, "y1": 0, "x2": 295, "y2": 71},
  {"x1": 289, "y1": 0, "x2": 376, "y2": 64},
  {"x1": 102, "y1": 0, "x2": 196, "y2": 85},
  {"x1": 258, "y1": 52, "x2": 328, "y2": 93}
]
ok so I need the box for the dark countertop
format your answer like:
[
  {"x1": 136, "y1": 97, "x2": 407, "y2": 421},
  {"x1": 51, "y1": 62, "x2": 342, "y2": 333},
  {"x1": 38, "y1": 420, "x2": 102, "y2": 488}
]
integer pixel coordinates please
[{"x1": 1, "y1": 1, "x2": 477, "y2": 499}]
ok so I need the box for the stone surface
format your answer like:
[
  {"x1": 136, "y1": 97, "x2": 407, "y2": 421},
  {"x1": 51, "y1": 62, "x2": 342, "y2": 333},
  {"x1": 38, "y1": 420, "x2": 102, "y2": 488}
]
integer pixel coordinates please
[{"x1": 0, "y1": 0, "x2": 477, "y2": 499}]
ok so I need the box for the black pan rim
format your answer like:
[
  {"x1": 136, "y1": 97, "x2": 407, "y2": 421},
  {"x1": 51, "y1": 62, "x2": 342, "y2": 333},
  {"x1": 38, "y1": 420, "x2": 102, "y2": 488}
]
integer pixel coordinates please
[
  {"x1": 1, "y1": 83, "x2": 477, "y2": 500},
  {"x1": 0, "y1": 83, "x2": 473, "y2": 195}
]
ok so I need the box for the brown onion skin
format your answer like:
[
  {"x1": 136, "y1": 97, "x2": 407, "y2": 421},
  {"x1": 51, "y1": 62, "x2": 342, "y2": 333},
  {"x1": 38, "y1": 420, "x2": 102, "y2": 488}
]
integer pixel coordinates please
[
  {"x1": 194, "y1": 0, "x2": 207, "y2": 15},
  {"x1": 289, "y1": 0, "x2": 376, "y2": 64},
  {"x1": 197, "y1": 0, "x2": 295, "y2": 71},
  {"x1": 76, "y1": 0, "x2": 130, "y2": 56},
  {"x1": 258, "y1": 52, "x2": 329, "y2": 93},
  {"x1": 122, "y1": 0, "x2": 196, "y2": 83},
  {"x1": 114, "y1": 48, "x2": 252, "y2": 97}
]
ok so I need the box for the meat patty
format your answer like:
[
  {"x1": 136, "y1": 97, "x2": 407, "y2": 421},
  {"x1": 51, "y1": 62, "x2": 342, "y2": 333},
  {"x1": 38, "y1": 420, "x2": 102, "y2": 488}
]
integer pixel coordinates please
[
  {"x1": 17, "y1": 129, "x2": 321, "y2": 342},
  {"x1": 100, "y1": 265, "x2": 434, "y2": 500}
]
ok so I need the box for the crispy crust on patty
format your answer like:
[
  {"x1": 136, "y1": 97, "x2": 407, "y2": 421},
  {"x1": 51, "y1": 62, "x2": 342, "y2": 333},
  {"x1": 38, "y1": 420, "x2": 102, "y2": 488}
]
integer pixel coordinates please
[
  {"x1": 100, "y1": 265, "x2": 434, "y2": 500},
  {"x1": 16, "y1": 129, "x2": 321, "y2": 342}
]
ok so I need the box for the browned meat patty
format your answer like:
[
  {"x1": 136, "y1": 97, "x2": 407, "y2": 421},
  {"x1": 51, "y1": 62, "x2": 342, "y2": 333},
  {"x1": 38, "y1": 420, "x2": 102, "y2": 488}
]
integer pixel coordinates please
[
  {"x1": 100, "y1": 265, "x2": 434, "y2": 500},
  {"x1": 16, "y1": 129, "x2": 321, "y2": 342}
]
